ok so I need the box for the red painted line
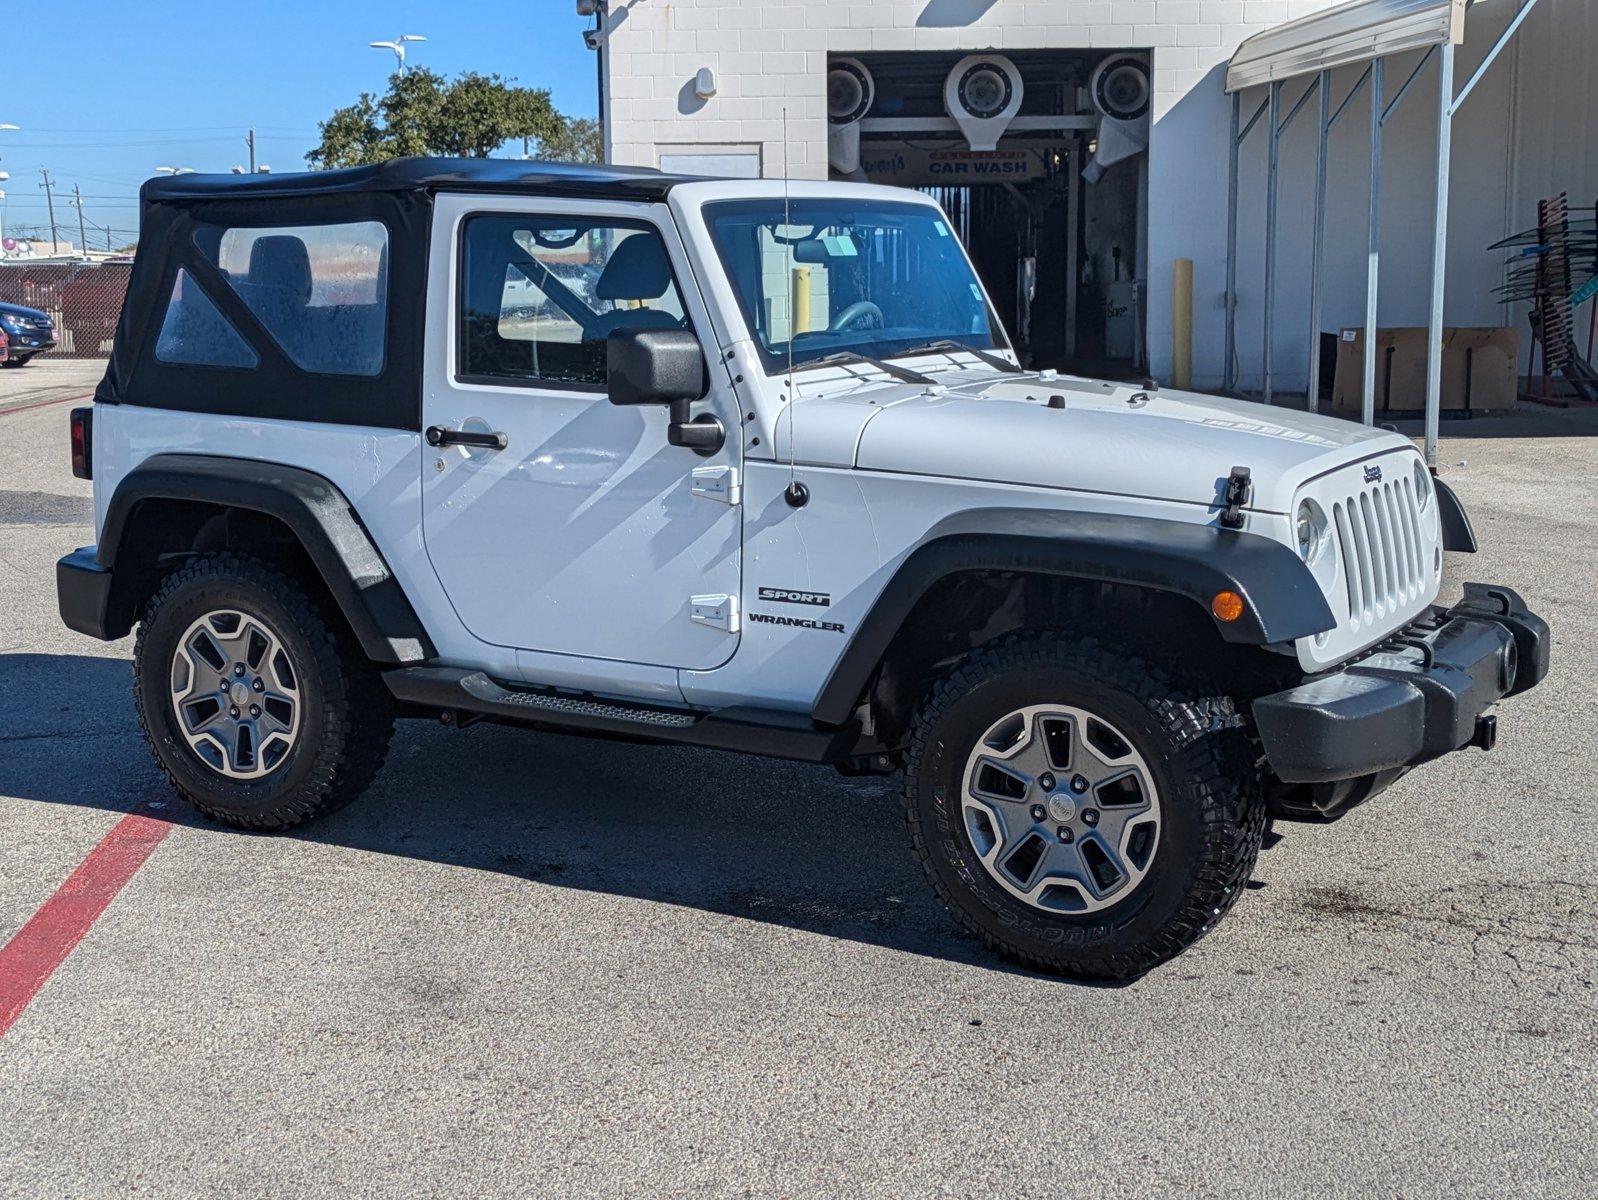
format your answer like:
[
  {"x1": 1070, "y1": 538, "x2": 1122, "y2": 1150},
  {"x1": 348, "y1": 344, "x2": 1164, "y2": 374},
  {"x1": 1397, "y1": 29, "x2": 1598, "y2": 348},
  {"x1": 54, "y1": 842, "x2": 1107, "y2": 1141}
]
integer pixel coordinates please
[
  {"x1": 0, "y1": 812, "x2": 172, "y2": 1039},
  {"x1": 0, "y1": 391, "x2": 94, "y2": 418}
]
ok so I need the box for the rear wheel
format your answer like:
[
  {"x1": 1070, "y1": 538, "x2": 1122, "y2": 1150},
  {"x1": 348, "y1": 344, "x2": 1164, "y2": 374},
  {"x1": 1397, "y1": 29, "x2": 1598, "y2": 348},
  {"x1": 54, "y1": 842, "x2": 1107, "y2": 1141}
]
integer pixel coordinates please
[
  {"x1": 133, "y1": 553, "x2": 393, "y2": 829},
  {"x1": 903, "y1": 633, "x2": 1265, "y2": 980}
]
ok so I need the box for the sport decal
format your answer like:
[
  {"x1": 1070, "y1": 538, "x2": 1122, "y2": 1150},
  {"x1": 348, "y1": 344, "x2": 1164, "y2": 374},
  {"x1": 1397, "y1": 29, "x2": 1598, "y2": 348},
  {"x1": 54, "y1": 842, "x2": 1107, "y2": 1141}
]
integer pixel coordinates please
[{"x1": 757, "y1": 586, "x2": 831, "y2": 608}]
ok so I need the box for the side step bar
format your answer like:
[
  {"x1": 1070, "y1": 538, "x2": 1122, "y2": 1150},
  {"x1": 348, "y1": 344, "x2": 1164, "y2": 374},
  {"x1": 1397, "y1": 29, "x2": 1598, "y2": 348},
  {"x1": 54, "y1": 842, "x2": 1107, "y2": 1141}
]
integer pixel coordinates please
[{"x1": 383, "y1": 666, "x2": 862, "y2": 765}]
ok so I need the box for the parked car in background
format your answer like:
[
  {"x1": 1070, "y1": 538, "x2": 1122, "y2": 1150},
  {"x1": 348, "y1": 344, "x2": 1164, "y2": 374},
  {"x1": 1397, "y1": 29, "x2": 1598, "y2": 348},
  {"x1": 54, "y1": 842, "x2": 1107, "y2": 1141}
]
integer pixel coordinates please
[
  {"x1": 0, "y1": 301, "x2": 57, "y2": 367},
  {"x1": 0, "y1": 325, "x2": 9, "y2": 363}
]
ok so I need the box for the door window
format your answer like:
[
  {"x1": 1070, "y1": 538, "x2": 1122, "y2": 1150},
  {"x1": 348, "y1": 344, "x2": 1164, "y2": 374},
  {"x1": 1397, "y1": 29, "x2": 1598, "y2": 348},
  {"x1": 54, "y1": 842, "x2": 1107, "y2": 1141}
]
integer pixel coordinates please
[{"x1": 458, "y1": 214, "x2": 687, "y2": 388}]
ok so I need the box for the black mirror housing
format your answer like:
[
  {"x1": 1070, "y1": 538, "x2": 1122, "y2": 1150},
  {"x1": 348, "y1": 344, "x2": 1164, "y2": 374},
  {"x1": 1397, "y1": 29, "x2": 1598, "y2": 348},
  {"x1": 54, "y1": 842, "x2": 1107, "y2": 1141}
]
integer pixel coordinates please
[{"x1": 606, "y1": 327, "x2": 707, "y2": 406}]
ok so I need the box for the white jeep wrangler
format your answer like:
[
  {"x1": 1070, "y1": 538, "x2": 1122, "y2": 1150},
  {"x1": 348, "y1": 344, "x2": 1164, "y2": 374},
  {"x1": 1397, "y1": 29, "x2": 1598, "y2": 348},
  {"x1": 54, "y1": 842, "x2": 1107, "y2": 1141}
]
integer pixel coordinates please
[{"x1": 57, "y1": 158, "x2": 1548, "y2": 980}]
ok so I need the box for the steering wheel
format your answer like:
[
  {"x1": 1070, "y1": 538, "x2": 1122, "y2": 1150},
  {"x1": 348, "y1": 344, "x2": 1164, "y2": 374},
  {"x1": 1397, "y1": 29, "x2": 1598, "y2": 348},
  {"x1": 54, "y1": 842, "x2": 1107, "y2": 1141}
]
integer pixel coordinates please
[{"x1": 829, "y1": 300, "x2": 884, "y2": 333}]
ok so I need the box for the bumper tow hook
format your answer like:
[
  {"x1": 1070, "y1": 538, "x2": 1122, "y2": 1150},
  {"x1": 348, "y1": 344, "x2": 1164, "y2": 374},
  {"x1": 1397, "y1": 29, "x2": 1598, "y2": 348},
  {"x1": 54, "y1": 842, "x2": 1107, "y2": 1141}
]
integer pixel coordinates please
[{"x1": 1472, "y1": 714, "x2": 1498, "y2": 752}]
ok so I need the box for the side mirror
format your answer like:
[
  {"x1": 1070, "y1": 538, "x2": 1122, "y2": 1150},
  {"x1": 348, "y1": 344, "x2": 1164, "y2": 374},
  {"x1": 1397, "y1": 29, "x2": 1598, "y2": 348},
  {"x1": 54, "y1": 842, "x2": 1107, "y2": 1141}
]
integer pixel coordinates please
[
  {"x1": 606, "y1": 327, "x2": 723, "y2": 455},
  {"x1": 607, "y1": 327, "x2": 706, "y2": 405}
]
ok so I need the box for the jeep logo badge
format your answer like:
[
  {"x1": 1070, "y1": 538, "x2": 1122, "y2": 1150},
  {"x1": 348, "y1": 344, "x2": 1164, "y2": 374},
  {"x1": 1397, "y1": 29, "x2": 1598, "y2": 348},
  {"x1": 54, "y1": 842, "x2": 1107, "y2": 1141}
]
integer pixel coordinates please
[{"x1": 1363, "y1": 465, "x2": 1382, "y2": 483}]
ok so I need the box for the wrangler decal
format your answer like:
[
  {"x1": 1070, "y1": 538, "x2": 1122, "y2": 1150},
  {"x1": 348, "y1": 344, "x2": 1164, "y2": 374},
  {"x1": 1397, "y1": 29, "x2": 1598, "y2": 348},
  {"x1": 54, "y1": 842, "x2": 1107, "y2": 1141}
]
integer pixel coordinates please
[{"x1": 749, "y1": 612, "x2": 845, "y2": 633}]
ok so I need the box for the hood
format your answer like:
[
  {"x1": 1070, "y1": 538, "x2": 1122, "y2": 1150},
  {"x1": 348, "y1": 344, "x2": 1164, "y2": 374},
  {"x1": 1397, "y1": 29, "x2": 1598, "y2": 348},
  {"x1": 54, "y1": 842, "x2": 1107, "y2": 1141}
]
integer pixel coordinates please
[
  {"x1": 778, "y1": 366, "x2": 1412, "y2": 514},
  {"x1": 0, "y1": 302, "x2": 52, "y2": 323}
]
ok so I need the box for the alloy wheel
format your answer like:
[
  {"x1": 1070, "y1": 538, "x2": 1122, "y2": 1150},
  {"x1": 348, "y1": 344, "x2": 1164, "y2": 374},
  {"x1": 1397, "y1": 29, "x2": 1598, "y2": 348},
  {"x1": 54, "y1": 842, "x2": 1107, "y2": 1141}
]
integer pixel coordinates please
[
  {"x1": 961, "y1": 704, "x2": 1161, "y2": 914},
  {"x1": 169, "y1": 609, "x2": 301, "y2": 779}
]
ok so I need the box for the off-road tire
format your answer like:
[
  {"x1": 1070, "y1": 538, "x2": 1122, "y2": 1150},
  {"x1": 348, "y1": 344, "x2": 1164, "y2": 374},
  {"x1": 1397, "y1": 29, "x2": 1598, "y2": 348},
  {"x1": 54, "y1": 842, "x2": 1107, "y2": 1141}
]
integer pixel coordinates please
[
  {"x1": 133, "y1": 553, "x2": 394, "y2": 830},
  {"x1": 902, "y1": 633, "x2": 1266, "y2": 981}
]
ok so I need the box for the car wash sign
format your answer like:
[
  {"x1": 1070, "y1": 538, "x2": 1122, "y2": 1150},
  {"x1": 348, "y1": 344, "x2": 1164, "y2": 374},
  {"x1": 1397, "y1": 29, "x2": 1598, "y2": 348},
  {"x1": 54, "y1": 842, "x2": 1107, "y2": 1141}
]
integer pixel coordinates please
[{"x1": 859, "y1": 144, "x2": 1055, "y2": 186}]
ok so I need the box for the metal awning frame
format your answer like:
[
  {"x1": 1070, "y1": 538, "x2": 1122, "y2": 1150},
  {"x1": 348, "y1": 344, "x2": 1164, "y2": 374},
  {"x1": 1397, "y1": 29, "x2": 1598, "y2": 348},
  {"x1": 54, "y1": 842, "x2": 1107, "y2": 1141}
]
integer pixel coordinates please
[{"x1": 1222, "y1": 0, "x2": 1546, "y2": 466}]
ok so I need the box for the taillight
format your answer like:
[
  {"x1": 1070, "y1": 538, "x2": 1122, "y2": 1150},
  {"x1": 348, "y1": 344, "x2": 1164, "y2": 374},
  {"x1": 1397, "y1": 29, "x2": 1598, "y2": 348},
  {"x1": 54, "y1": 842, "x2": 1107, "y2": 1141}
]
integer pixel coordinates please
[{"x1": 70, "y1": 406, "x2": 93, "y2": 480}]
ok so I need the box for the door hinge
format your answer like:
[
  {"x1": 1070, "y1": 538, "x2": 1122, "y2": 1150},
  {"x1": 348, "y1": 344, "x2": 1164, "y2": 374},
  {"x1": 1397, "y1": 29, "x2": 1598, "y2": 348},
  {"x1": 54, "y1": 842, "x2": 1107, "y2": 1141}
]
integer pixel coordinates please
[
  {"x1": 690, "y1": 593, "x2": 739, "y2": 634},
  {"x1": 690, "y1": 464, "x2": 741, "y2": 505}
]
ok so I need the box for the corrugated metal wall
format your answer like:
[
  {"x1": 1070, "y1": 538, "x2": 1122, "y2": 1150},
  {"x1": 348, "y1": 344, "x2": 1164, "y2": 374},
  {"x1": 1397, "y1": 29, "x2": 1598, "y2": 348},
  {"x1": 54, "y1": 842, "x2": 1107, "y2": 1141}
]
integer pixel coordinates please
[{"x1": 1222, "y1": 0, "x2": 1596, "y2": 392}]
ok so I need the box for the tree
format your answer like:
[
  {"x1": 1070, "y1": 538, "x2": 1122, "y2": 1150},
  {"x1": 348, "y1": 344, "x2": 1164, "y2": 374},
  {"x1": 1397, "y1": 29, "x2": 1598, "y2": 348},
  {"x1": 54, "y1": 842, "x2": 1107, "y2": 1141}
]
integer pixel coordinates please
[
  {"x1": 307, "y1": 70, "x2": 599, "y2": 169},
  {"x1": 533, "y1": 117, "x2": 602, "y2": 165}
]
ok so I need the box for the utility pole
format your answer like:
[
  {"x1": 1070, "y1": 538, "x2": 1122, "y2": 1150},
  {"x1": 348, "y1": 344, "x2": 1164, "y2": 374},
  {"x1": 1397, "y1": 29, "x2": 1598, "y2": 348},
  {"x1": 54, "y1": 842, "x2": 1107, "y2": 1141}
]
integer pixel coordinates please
[
  {"x1": 39, "y1": 168, "x2": 59, "y2": 252},
  {"x1": 73, "y1": 184, "x2": 88, "y2": 257},
  {"x1": 247, "y1": 129, "x2": 256, "y2": 173}
]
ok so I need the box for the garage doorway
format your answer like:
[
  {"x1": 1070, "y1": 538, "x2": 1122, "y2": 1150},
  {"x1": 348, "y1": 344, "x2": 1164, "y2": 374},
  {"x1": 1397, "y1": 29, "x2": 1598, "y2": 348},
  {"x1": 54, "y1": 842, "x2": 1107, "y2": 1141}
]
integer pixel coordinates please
[{"x1": 830, "y1": 49, "x2": 1149, "y2": 376}]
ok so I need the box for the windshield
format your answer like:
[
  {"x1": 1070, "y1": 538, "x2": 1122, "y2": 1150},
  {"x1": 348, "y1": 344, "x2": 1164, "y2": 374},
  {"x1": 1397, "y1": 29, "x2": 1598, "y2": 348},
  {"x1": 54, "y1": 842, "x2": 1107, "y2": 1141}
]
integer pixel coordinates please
[{"x1": 703, "y1": 198, "x2": 1005, "y2": 373}]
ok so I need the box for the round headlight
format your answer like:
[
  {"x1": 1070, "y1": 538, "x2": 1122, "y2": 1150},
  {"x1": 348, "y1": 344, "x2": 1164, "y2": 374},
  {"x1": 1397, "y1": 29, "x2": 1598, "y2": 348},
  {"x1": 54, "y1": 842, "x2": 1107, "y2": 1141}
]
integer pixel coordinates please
[
  {"x1": 1295, "y1": 499, "x2": 1328, "y2": 564},
  {"x1": 1414, "y1": 459, "x2": 1432, "y2": 510}
]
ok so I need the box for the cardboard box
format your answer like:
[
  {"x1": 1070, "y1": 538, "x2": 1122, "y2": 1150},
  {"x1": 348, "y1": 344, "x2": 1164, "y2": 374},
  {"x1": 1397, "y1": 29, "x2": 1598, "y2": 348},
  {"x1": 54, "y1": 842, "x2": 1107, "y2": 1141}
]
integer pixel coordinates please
[{"x1": 1329, "y1": 326, "x2": 1519, "y2": 414}]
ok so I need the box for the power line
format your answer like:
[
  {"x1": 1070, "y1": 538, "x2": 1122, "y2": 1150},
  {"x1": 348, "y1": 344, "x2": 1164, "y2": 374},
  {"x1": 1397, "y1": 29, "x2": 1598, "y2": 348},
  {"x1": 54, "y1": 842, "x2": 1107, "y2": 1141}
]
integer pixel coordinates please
[
  {"x1": 16, "y1": 124, "x2": 313, "y2": 134},
  {"x1": 4, "y1": 134, "x2": 310, "y2": 149},
  {"x1": 1, "y1": 193, "x2": 140, "y2": 203}
]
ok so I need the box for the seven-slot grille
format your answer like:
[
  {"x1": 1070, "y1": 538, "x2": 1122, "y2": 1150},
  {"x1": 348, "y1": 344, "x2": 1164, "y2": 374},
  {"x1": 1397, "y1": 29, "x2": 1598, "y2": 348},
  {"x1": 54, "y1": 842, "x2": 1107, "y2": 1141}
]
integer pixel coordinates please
[{"x1": 1330, "y1": 470, "x2": 1428, "y2": 632}]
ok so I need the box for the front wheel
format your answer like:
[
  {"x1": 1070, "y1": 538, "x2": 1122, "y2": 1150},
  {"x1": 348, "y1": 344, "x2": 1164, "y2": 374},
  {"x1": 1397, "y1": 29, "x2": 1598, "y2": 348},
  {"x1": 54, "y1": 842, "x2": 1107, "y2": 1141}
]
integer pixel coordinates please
[
  {"x1": 902, "y1": 634, "x2": 1265, "y2": 981},
  {"x1": 133, "y1": 553, "x2": 394, "y2": 830}
]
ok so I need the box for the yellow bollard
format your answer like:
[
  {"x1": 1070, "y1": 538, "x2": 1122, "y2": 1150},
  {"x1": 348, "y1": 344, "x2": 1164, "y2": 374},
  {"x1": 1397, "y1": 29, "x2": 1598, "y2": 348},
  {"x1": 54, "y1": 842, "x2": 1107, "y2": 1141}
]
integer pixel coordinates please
[
  {"x1": 1172, "y1": 258, "x2": 1193, "y2": 391},
  {"x1": 792, "y1": 266, "x2": 812, "y2": 337}
]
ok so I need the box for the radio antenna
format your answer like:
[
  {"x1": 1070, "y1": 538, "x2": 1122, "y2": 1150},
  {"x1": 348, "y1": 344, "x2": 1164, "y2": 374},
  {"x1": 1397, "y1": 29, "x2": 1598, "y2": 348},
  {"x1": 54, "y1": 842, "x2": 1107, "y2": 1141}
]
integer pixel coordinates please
[{"x1": 781, "y1": 106, "x2": 808, "y2": 508}]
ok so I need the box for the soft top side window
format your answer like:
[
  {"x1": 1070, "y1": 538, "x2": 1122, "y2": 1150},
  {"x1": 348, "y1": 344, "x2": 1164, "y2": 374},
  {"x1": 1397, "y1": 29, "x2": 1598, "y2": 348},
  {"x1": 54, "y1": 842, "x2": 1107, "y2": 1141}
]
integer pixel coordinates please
[
  {"x1": 458, "y1": 214, "x2": 687, "y2": 388},
  {"x1": 153, "y1": 269, "x2": 260, "y2": 370},
  {"x1": 192, "y1": 220, "x2": 390, "y2": 377}
]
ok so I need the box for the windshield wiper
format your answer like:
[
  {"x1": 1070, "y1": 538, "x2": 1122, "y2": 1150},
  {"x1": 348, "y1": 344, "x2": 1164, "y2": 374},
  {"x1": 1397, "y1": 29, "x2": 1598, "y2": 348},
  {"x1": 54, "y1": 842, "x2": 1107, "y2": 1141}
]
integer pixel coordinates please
[
  {"x1": 792, "y1": 350, "x2": 935, "y2": 386},
  {"x1": 891, "y1": 339, "x2": 1023, "y2": 374}
]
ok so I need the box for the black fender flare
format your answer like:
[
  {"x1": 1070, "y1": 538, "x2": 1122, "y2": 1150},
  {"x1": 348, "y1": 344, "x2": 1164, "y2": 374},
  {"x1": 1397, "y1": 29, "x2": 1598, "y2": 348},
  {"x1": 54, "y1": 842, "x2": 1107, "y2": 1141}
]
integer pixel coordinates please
[
  {"x1": 98, "y1": 454, "x2": 433, "y2": 663},
  {"x1": 1433, "y1": 476, "x2": 1477, "y2": 552},
  {"x1": 810, "y1": 507, "x2": 1335, "y2": 727}
]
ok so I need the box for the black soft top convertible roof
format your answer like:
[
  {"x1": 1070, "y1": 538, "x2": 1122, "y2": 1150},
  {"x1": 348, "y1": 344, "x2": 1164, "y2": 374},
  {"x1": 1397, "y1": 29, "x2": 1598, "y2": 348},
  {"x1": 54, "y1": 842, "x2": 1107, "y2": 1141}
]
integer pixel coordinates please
[
  {"x1": 103, "y1": 157, "x2": 709, "y2": 429},
  {"x1": 140, "y1": 156, "x2": 701, "y2": 205}
]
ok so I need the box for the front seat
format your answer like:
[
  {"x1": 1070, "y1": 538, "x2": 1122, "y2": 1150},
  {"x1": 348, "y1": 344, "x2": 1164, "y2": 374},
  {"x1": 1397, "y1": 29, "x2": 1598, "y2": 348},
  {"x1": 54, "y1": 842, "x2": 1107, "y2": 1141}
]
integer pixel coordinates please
[
  {"x1": 588, "y1": 234, "x2": 683, "y2": 337},
  {"x1": 237, "y1": 235, "x2": 314, "y2": 362}
]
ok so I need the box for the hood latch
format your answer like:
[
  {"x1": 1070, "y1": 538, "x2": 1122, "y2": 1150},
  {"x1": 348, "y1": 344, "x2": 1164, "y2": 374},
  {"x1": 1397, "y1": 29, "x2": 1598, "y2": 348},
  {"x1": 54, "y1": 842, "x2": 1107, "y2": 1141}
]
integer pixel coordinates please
[{"x1": 1220, "y1": 465, "x2": 1252, "y2": 529}]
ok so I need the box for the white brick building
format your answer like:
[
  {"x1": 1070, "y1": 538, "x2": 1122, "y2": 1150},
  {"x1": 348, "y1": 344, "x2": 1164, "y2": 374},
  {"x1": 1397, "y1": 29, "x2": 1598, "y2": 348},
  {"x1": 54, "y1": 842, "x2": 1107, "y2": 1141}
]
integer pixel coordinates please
[{"x1": 598, "y1": 0, "x2": 1595, "y2": 394}]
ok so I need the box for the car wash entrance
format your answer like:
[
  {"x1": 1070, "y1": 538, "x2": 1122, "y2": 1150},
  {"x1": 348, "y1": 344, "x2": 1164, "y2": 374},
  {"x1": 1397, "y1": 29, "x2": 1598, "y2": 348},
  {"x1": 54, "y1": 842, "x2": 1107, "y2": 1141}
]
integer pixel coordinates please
[{"x1": 827, "y1": 49, "x2": 1150, "y2": 375}]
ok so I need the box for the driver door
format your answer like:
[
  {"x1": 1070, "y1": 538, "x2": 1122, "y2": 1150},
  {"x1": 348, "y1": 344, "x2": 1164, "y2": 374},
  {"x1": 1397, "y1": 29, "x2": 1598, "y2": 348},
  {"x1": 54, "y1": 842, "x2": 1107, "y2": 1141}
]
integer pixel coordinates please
[{"x1": 420, "y1": 194, "x2": 742, "y2": 672}]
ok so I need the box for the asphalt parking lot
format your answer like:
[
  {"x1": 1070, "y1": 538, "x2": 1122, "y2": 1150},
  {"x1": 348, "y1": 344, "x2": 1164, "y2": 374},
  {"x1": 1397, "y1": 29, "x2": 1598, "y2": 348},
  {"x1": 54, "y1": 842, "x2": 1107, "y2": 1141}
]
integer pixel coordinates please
[{"x1": 0, "y1": 356, "x2": 1593, "y2": 1197}]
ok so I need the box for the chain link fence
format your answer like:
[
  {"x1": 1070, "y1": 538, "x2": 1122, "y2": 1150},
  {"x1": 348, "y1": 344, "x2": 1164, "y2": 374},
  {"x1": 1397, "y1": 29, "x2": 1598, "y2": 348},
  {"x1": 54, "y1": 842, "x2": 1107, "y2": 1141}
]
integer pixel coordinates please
[{"x1": 0, "y1": 260, "x2": 132, "y2": 357}]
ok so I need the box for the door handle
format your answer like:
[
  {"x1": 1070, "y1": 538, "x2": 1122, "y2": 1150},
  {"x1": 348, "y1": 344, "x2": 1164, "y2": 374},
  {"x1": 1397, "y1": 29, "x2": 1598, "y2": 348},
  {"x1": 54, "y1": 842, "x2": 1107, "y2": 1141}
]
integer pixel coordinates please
[{"x1": 426, "y1": 425, "x2": 508, "y2": 451}]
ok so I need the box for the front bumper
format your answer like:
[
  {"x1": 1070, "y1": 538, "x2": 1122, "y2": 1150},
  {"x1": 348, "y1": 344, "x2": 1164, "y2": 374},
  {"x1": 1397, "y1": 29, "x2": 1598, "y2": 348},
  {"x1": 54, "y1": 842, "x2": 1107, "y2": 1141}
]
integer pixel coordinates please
[
  {"x1": 1254, "y1": 582, "x2": 1549, "y2": 786},
  {"x1": 2, "y1": 329, "x2": 55, "y2": 354}
]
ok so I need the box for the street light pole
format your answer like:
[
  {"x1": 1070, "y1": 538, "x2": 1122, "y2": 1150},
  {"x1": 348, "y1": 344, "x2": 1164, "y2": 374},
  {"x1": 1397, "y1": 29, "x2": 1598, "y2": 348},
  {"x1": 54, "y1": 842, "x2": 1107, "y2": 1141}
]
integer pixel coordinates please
[{"x1": 369, "y1": 34, "x2": 426, "y2": 72}]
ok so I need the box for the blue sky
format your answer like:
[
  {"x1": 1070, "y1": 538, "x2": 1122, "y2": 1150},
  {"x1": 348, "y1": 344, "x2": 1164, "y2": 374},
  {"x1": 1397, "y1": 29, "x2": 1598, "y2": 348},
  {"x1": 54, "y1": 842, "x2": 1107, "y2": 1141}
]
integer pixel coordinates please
[{"x1": 0, "y1": 1, "x2": 598, "y2": 248}]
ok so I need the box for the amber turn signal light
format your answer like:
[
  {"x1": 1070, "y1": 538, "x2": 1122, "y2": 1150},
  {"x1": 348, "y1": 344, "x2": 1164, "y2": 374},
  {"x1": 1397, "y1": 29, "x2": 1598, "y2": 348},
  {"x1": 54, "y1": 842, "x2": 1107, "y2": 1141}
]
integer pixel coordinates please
[{"x1": 1210, "y1": 590, "x2": 1245, "y2": 623}]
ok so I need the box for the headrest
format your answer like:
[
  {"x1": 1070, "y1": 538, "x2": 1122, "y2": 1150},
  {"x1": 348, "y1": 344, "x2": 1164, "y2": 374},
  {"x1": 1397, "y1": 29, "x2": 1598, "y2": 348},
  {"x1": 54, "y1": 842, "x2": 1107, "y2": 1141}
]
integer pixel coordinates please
[
  {"x1": 595, "y1": 234, "x2": 672, "y2": 302},
  {"x1": 247, "y1": 235, "x2": 313, "y2": 304}
]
